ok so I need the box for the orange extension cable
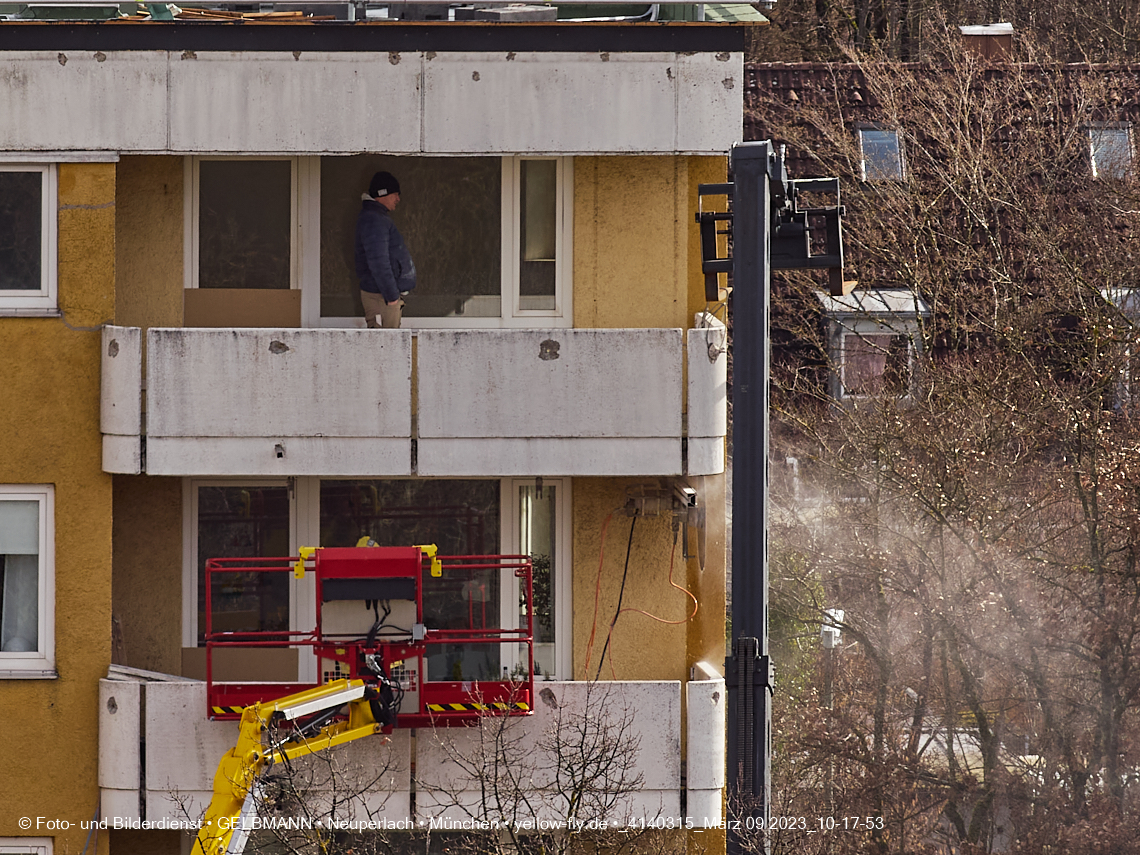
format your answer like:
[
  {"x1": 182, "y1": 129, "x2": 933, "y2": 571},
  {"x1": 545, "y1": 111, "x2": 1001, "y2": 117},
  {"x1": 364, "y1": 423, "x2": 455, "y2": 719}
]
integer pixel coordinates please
[{"x1": 585, "y1": 515, "x2": 699, "y2": 680}]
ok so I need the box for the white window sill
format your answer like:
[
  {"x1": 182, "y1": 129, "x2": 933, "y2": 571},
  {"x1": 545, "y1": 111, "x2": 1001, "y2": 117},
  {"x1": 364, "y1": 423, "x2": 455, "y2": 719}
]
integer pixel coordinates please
[
  {"x1": 0, "y1": 669, "x2": 58, "y2": 680},
  {"x1": 0, "y1": 308, "x2": 61, "y2": 318}
]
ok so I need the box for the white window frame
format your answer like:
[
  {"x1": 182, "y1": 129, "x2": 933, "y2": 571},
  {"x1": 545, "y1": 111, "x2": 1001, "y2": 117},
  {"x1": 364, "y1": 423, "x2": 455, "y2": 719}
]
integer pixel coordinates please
[
  {"x1": 0, "y1": 485, "x2": 55, "y2": 678},
  {"x1": 501, "y1": 157, "x2": 573, "y2": 327},
  {"x1": 308, "y1": 156, "x2": 573, "y2": 330},
  {"x1": 819, "y1": 290, "x2": 928, "y2": 403},
  {"x1": 1102, "y1": 287, "x2": 1140, "y2": 415},
  {"x1": 0, "y1": 839, "x2": 53, "y2": 854},
  {"x1": 857, "y1": 126, "x2": 906, "y2": 182},
  {"x1": 501, "y1": 478, "x2": 572, "y2": 681},
  {"x1": 0, "y1": 164, "x2": 58, "y2": 313},
  {"x1": 184, "y1": 156, "x2": 307, "y2": 292},
  {"x1": 1088, "y1": 123, "x2": 1133, "y2": 180}
]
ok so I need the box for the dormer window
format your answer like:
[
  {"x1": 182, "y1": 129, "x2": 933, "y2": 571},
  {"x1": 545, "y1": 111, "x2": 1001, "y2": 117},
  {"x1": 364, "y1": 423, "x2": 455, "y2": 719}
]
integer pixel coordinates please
[
  {"x1": 1088, "y1": 125, "x2": 1132, "y2": 180},
  {"x1": 858, "y1": 126, "x2": 905, "y2": 182},
  {"x1": 958, "y1": 22, "x2": 1014, "y2": 60},
  {"x1": 816, "y1": 289, "x2": 930, "y2": 402},
  {"x1": 1103, "y1": 287, "x2": 1140, "y2": 415}
]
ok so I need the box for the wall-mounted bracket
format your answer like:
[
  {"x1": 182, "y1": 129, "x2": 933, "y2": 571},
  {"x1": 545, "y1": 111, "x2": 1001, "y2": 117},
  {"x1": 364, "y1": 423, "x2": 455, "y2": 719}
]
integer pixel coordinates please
[
  {"x1": 696, "y1": 182, "x2": 734, "y2": 302},
  {"x1": 696, "y1": 161, "x2": 847, "y2": 298}
]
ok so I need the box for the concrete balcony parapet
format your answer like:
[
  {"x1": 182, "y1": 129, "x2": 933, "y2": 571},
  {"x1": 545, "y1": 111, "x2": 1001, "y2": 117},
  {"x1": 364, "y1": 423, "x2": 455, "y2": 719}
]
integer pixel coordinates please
[
  {"x1": 98, "y1": 669, "x2": 716, "y2": 829},
  {"x1": 101, "y1": 326, "x2": 727, "y2": 477},
  {"x1": 686, "y1": 660, "x2": 727, "y2": 828}
]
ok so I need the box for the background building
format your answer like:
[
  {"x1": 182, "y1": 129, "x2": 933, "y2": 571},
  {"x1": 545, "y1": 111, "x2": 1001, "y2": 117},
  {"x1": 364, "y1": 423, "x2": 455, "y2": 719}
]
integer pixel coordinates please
[{"x1": 746, "y1": 25, "x2": 1140, "y2": 855}]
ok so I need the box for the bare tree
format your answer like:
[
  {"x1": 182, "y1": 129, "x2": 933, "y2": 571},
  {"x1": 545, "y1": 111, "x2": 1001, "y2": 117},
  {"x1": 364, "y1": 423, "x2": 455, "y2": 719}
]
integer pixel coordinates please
[
  {"x1": 172, "y1": 733, "x2": 407, "y2": 855},
  {"x1": 179, "y1": 681, "x2": 671, "y2": 855},
  {"x1": 748, "y1": 27, "x2": 1140, "y2": 855},
  {"x1": 416, "y1": 682, "x2": 665, "y2": 855},
  {"x1": 752, "y1": 1, "x2": 1140, "y2": 63}
]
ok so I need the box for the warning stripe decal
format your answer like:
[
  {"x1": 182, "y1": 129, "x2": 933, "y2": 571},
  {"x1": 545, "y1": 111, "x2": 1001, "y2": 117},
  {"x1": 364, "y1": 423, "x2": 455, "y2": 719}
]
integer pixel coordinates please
[{"x1": 212, "y1": 702, "x2": 533, "y2": 716}]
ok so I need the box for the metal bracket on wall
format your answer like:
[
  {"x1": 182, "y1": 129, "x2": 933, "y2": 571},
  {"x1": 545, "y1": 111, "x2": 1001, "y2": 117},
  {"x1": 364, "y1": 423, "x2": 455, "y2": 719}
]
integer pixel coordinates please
[
  {"x1": 696, "y1": 182, "x2": 735, "y2": 302},
  {"x1": 697, "y1": 156, "x2": 847, "y2": 297}
]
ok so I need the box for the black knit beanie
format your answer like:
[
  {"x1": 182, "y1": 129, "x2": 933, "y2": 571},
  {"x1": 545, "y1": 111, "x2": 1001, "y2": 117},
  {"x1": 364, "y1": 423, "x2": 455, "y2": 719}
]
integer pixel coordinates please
[{"x1": 369, "y1": 171, "x2": 401, "y2": 198}]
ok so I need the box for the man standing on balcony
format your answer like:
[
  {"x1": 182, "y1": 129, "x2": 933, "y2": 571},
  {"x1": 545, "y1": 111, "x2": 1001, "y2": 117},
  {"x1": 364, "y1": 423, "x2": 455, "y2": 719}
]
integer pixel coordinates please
[{"x1": 357, "y1": 171, "x2": 416, "y2": 329}]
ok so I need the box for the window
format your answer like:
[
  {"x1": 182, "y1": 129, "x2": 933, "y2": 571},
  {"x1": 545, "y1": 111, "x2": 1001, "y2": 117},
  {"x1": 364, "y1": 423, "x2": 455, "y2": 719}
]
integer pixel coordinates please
[
  {"x1": 187, "y1": 157, "x2": 298, "y2": 290},
  {"x1": 1103, "y1": 287, "x2": 1140, "y2": 415},
  {"x1": 318, "y1": 156, "x2": 572, "y2": 328},
  {"x1": 817, "y1": 289, "x2": 929, "y2": 402},
  {"x1": 0, "y1": 840, "x2": 53, "y2": 854},
  {"x1": 508, "y1": 478, "x2": 570, "y2": 680},
  {"x1": 858, "y1": 127, "x2": 905, "y2": 181},
  {"x1": 0, "y1": 486, "x2": 54, "y2": 677},
  {"x1": 319, "y1": 479, "x2": 502, "y2": 681},
  {"x1": 319, "y1": 479, "x2": 500, "y2": 554},
  {"x1": 1089, "y1": 125, "x2": 1132, "y2": 180},
  {"x1": 511, "y1": 158, "x2": 568, "y2": 316},
  {"x1": 0, "y1": 164, "x2": 57, "y2": 311},
  {"x1": 317, "y1": 478, "x2": 569, "y2": 681}
]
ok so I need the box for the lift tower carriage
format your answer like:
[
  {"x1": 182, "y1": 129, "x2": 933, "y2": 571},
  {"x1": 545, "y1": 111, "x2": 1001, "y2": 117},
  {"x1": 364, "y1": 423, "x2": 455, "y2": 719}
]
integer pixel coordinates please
[{"x1": 203, "y1": 545, "x2": 535, "y2": 728}]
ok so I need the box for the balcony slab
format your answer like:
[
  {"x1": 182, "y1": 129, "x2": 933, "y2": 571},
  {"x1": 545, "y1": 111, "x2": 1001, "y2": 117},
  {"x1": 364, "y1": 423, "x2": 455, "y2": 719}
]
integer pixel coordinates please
[
  {"x1": 102, "y1": 326, "x2": 726, "y2": 478},
  {"x1": 99, "y1": 670, "x2": 696, "y2": 828}
]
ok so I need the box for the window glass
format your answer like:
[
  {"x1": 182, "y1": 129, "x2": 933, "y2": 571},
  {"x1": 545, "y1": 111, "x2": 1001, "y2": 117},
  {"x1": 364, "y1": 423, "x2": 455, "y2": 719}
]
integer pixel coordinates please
[
  {"x1": 199, "y1": 160, "x2": 292, "y2": 290},
  {"x1": 320, "y1": 156, "x2": 502, "y2": 319},
  {"x1": 0, "y1": 841, "x2": 52, "y2": 855},
  {"x1": 859, "y1": 129, "x2": 904, "y2": 181},
  {"x1": 319, "y1": 479, "x2": 501, "y2": 681},
  {"x1": 319, "y1": 480, "x2": 499, "y2": 553},
  {"x1": 0, "y1": 500, "x2": 39, "y2": 654},
  {"x1": 519, "y1": 159, "x2": 558, "y2": 311},
  {"x1": 196, "y1": 485, "x2": 291, "y2": 645},
  {"x1": 1090, "y1": 127, "x2": 1132, "y2": 179},
  {"x1": 0, "y1": 171, "x2": 43, "y2": 292},
  {"x1": 519, "y1": 484, "x2": 557, "y2": 677},
  {"x1": 842, "y1": 333, "x2": 910, "y2": 396}
]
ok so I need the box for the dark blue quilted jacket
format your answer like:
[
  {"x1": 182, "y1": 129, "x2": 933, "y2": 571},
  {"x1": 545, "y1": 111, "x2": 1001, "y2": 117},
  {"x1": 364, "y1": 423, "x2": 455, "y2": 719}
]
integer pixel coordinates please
[{"x1": 355, "y1": 199, "x2": 417, "y2": 303}]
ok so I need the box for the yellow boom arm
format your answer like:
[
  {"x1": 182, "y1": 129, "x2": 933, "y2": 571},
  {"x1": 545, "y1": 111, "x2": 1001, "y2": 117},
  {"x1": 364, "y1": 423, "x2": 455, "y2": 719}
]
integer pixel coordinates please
[{"x1": 192, "y1": 679, "x2": 387, "y2": 855}]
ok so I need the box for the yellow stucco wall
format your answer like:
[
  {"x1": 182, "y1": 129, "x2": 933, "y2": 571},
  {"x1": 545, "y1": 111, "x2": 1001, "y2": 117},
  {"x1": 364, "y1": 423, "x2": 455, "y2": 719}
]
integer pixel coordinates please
[
  {"x1": 0, "y1": 162, "x2": 115, "y2": 855},
  {"x1": 573, "y1": 155, "x2": 727, "y2": 331},
  {"x1": 111, "y1": 476, "x2": 183, "y2": 675},
  {"x1": 572, "y1": 480, "x2": 688, "y2": 681},
  {"x1": 570, "y1": 476, "x2": 726, "y2": 684},
  {"x1": 685, "y1": 473, "x2": 727, "y2": 673},
  {"x1": 684, "y1": 156, "x2": 730, "y2": 323},
  {"x1": 115, "y1": 155, "x2": 184, "y2": 329},
  {"x1": 111, "y1": 157, "x2": 187, "y2": 685},
  {"x1": 574, "y1": 156, "x2": 687, "y2": 330},
  {"x1": 570, "y1": 155, "x2": 728, "y2": 684}
]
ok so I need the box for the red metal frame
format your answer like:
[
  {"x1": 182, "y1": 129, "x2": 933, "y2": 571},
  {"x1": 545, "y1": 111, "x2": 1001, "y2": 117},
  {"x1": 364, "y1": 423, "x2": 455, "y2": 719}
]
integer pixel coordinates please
[{"x1": 204, "y1": 547, "x2": 534, "y2": 726}]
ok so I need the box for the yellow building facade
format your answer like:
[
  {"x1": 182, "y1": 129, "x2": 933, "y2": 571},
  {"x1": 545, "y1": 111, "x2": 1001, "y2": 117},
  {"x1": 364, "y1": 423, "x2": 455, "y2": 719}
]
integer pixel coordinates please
[
  {"x1": 0, "y1": 163, "x2": 116, "y2": 855},
  {"x1": 0, "y1": 27, "x2": 738, "y2": 855}
]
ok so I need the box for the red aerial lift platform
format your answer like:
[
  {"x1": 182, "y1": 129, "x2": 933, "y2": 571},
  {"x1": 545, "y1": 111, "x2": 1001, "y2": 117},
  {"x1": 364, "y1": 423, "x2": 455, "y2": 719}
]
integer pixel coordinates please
[{"x1": 204, "y1": 545, "x2": 534, "y2": 728}]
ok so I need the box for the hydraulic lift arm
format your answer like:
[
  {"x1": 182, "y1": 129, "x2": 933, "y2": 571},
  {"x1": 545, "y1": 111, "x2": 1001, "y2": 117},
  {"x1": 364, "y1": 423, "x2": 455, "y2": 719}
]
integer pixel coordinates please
[{"x1": 192, "y1": 679, "x2": 388, "y2": 855}]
